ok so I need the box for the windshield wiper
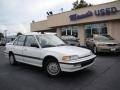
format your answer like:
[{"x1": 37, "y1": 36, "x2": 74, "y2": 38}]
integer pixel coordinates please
[
  {"x1": 42, "y1": 45, "x2": 56, "y2": 48},
  {"x1": 57, "y1": 44, "x2": 66, "y2": 46}
]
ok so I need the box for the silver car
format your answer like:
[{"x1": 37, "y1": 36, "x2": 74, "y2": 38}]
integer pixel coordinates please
[
  {"x1": 0, "y1": 38, "x2": 6, "y2": 46},
  {"x1": 61, "y1": 35, "x2": 80, "y2": 46},
  {"x1": 86, "y1": 35, "x2": 120, "y2": 54}
]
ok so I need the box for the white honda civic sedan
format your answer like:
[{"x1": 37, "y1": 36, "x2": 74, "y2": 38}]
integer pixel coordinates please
[{"x1": 5, "y1": 34, "x2": 96, "y2": 76}]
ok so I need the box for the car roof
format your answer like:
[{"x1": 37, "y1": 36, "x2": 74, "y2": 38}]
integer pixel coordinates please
[
  {"x1": 24, "y1": 32, "x2": 41, "y2": 35},
  {"x1": 22, "y1": 33, "x2": 56, "y2": 36}
]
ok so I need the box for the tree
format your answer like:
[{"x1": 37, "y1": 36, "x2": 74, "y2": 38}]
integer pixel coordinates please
[
  {"x1": 72, "y1": 0, "x2": 93, "y2": 10},
  {"x1": 0, "y1": 33, "x2": 4, "y2": 41},
  {"x1": 16, "y1": 32, "x2": 22, "y2": 36}
]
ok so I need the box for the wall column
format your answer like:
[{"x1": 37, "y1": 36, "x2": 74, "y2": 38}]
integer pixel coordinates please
[
  {"x1": 56, "y1": 28, "x2": 62, "y2": 37},
  {"x1": 78, "y1": 25, "x2": 85, "y2": 46},
  {"x1": 107, "y1": 20, "x2": 120, "y2": 42}
]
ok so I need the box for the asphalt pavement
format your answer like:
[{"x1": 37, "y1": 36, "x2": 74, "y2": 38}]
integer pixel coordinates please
[{"x1": 0, "y1": 46, "x2": 120, "y2": 90}]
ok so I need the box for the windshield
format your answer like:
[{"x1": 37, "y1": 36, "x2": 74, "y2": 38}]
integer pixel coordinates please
[
  {"x1": 37, "y1": 35, "x2": 66, "y2": 48},
  {"x1": 94, "y1": 35, "x2": 114, "y2": 41}
]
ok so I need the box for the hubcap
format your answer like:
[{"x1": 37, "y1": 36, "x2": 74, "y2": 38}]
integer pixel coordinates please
[{"x1": 47, "y1": 62, "x2": 60, "y2": 76}]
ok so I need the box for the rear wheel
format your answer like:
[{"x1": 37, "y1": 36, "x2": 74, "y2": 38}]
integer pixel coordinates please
[
  {"x1": 44, "y1": 60, "x2": 61, "y2": 77},
  {"x1": 9, "y1": 54, "x2": 17, "y2": 65}
]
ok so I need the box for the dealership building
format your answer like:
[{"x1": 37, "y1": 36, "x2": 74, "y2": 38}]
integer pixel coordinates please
[{"x1": 31, "y1": 1, "x2": 120, "y2": 46}]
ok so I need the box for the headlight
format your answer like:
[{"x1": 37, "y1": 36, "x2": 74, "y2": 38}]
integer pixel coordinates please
[
  {"x1": 90, "y1": 51, "x2": 93, "y2": 55},
  {"x1": 97, "y1": 43, "x2": 106, "y2": 46},
  {"x1": 62, "y1": 55, "x2": 79, "y2": 61}
]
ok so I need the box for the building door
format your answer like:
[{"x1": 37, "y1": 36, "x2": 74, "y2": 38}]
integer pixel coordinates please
[{"x1": 85, "y1": 23, "x2": 107, "y2": 38}]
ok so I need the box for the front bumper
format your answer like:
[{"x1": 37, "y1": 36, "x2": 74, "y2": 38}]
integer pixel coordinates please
[
  {"x1": 97, "y1": 46, "x2": 120, "y2": 53},
  {"x1": 60, "y1": 55, "x2": 96, "y2": 72}
]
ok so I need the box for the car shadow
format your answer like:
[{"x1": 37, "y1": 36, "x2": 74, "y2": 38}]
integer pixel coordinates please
[
  {"x1": 96, "y1": 52, "x2": 120, "y2": 57},
  {"x1": 16, "y1": 62, "x2": 44, "y2": 72},
  {"x1": 14, "y1": 62, "x2": 96, "y2": 79},
  {"x1": 61, "y1": 68, "x2": 95, "y2": 78}
]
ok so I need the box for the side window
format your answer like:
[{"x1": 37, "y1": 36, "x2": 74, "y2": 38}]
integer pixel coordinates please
[
  {"x1": 14, "y1": 37, "x2": 19, "y2": 45},
  {"x1": 25, "y1": 36, "x2": 38, "y2": 47},
  {"x1": 17, "y1": 36, "x2": 26, "y2": 46}
]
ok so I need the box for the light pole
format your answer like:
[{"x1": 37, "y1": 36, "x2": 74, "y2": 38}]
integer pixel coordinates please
[
  {"x1": 4, "y1": 30, "x2": 8, "y2": 43},
  {"x1": 61, "y1": 8, "x2": 63, "y2": 13}
]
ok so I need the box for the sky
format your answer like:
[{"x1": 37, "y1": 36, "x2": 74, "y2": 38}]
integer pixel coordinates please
[{"x1": 0, "y1": 0, "x2": 116, "y2": 36}]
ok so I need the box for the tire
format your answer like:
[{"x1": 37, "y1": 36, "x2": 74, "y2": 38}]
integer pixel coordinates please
[
  {"x1": 115, "y1": 52, "x2": 120, "y2": 56},
  {"x1": 44, "y1": 60, "x2": 61, "y2": 77},
  {"x1": 93, "y1": 46, "x2": 98, "y2": 54},
  {"x1": 9, "y1": 54, "x2": 17, "y2": 65}
]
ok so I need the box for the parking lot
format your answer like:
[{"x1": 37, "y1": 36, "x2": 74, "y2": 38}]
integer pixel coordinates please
[{"x1": 0, "y1": 46, "x2": 120, "y2": 90}]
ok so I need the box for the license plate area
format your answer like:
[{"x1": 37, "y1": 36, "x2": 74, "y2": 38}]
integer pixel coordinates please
[{"x1": 111, "y1": 48, "x2": 116, "y2": 51}]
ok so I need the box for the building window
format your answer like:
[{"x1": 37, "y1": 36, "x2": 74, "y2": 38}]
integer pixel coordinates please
[
  {"x1": 61, "y1": 26, "x2": 78, "y2": 37},
  {"x1": 84, "y1": 23, "x2": 107, "y2": 38},
  {"x1": 61, "y1": 28, "x2": 66, "y2": 36},
  {"x1": 100, "y1": 27, "x2": 107, "y2": 34}
]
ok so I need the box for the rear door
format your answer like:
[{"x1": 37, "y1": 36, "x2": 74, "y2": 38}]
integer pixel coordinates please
[
  {"x1": 12, "y1": 35, "x2": 26, "y2": 62},
  {"x1": 22, "y1": 35, "x2": 43, "y2": 67}
]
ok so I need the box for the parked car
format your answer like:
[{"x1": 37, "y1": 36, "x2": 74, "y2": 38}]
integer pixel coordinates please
[
  {"x1": 4, "y1": 34, "x2": 96, "y2": 77},
  {"x1": 0, "y1": 38, "x2": 6, "y2": 46},
  {"x1": 86, "y1": 34, "x2": 120, "y2": 54},
  {"x1": 61, "y1": 35, "x2": 80, "y2": 46}
]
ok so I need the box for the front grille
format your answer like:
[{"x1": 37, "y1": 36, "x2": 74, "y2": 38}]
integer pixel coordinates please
[
  {"x1": 107, "y1": 44, "x2": 117, "y2": 46},
  {"x1": 116, "y1": 48, "x2": 120, "y2": 52},
  {"x1": 70, "y1": 44, "x2": 75, "y2": 46},
  {"x1": 81, "y1": 58, "x2": 95, "y2": 67}
]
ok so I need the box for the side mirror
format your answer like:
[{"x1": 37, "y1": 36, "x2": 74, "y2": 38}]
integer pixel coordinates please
[{"x1": 31, "y1": 43, "x2": 39, "y2": 48}]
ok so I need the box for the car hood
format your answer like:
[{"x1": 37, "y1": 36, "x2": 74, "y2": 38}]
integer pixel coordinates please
[
  {"x1": 44, "y1": 46, "x2": 91, "y2": 57},
  {"x1": 96, "y1": 40, "x2": 119, "y2": 44}
]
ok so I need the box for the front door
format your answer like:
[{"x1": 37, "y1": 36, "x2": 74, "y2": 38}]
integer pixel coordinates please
[{"x1": 23, "y1": 35, "x2": 42, "y2": 67}]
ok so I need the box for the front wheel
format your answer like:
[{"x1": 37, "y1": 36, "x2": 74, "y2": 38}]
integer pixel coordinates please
[{"x1": 45, "y1": 61, "x2": 61, "y2": 77}]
